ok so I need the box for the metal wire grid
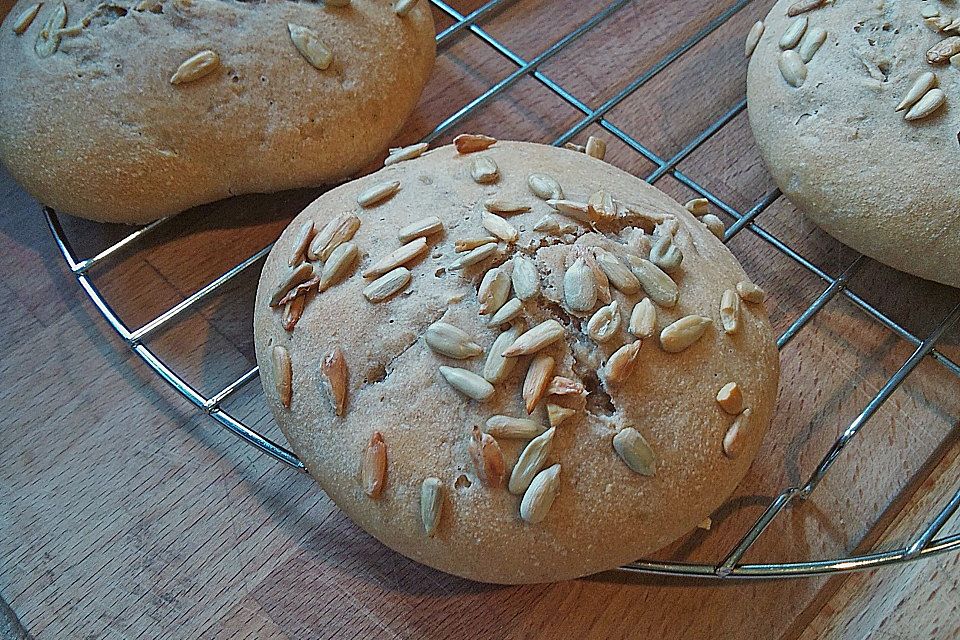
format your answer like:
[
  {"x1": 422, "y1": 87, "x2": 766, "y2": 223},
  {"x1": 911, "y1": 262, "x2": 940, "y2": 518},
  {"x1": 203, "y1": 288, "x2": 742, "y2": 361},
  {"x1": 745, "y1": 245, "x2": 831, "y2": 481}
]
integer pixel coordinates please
[{"x1": 43, "y1": 0, "x2": 960, "y2": 579}]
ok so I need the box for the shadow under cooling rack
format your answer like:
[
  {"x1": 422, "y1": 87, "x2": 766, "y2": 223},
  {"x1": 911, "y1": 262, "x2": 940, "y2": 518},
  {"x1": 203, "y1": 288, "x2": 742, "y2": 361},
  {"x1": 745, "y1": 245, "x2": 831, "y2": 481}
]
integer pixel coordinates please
[{"x1": 45, "y1": 0, "x2": 960, "y2": 579}]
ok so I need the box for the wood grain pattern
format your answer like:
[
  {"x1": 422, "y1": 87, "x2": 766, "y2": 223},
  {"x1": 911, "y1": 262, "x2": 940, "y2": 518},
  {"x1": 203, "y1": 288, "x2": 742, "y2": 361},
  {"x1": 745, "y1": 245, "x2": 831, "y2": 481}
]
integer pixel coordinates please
[{"x1": 1, "y1": 0, "x2": 959, "y2": 637}]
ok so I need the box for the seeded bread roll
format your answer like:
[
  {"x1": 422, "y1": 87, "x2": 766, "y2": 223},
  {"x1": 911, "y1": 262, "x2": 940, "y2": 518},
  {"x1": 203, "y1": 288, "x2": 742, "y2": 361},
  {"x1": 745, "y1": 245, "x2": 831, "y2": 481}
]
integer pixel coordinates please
[
  {"x1": 747, "y1": 0, "x2": 960, "y2": 288},
  {"x1": 253, "y1": 139, "x2": 781, "y2": 584},
  {"x1": 0, "y1": 0, "x2": 434, "y2": 223}
]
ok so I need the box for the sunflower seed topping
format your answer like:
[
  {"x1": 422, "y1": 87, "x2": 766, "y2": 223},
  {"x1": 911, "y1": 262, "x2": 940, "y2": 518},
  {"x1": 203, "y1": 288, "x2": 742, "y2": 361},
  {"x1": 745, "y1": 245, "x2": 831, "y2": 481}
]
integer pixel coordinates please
[
  {"x1": 592, "y1": 248, "x2": 640, "y2": 294},
  {"x1": 281, "y1": 295, "x2": 306, "y2": 332},
  {"x1": 720, "y1": 289, "x2": 741, "y2": 334},
  {"x1": 483, "y1": 198, "x2": 531, "y2": 214},
  {"x1": 547, "y1": 403, "x2": 575, "y2": 427},
  {"x1": 454, "y1": 237, "x2": 496, "y2": 252},
  {"x1": 487, "y1": 298, "x2": 523, "y2": 326},
  {"x1": 288, "y1": 23, "x2": 333, "y2": 70},
  {"x1": 778, "y1": 49, "x2": 807, "y2": 87},
  {"x1": 448, "y1": 242, "x2": 498, "y2": 270},
  {"x1": 270, "y1": 262, "x2": 315, "y2": 307},
  {"x1": 363, "y1": 237, "x2": 428, "y2": 278},
  {"x1": 896, "y1": 72, "x2": 937, "y2": 112},
  {"x1": 398, "y1": 216, "x2": 444, "y2": 243},
  {"x1": 385, "y1": 142, "x2": 428, "y2": 166},
  {"x1": 660, "y1": 315, "x2": 712, "y2": 353},
  {"x1": 787, "y1": 0, "x2": 825, "y2": 17},
  {"x1": 716, "y1": 382, "x2": 744, "y2": 415},
  {"x1": 271, "y1": 345, "x2": 292, "y2": 408},
  {"x1": 585, "y1": 136, "x2": 606, "y2": 160},
  {"x1": 603, "y1": 340, "x2": 641, "y2": 384},
  {"x1": 623, "y1": 255, "x2": 679, "y2": 307},
  {"x1": 779, "y1": 16, "x2": 808, "y2": 49},
  {"x1": 700, "y1": 213, "x2": 726, "y2": 239},
  {"x1": 486, "y1": 415, "x2": 548, "y2": 440},
  {"x1": 420, "y1": 477, "x2": 443, "y2": 537},
  {"x1": 357, "y1": 180, "x2": 401, "y2": 208},
  {"x1": 318, "y1": 241, "x2": 358, "y2": 291},
  {"x1": 926, "y1": 36, "x2": 960, "y2": 64},
  {"x1": 509, "y1": 427, "x2": 556, "y2": 495},
  {"x1": 425, "y1": 322, "x2": 483, "y2": 359},
  {"x1": 481, "y1": 211, "x2": 519, "y2": 243},
  {"x1": 628, "y1": 298, "x2": 656, "y2": 338},
  {"x1": 308, "y1": 213, "x2": 361, "y2": 261},
  {"x1": 685, "y1": 198, "x2": 709, "y2": 217},
  {"x1": 563, "y1": 256, "x2": 598, "y2": 313},
  {"x1": 469, "y1": 426, "x2": 506, "y2": 487},
  {"x1": 649, "y1": 234, "x2": 683, "y2": 273},
  {"x1": 520, "y1": 464, "x2": 561, "y2": 524},
  {"x1": 723, "y1": 408, "x2": 753, "y2": 459},
  {"x1": 528, "y1": 173, "x2": 563, "y2": 200},
  {"x1": 905, "y1": 88, "x2": 946, "y2": 121},
  {"x1": 439, "y1": 366, "x2": 495, "y2": 400},
  {"x1": 361, "y1": 432, "x2": 387, "y2": 498},
  {"x1": 288, "y1": 221, "x2": 316, "y2": 267},
  {"x1": 483, "y1": 324, "x2": 524, "y2": 383},
  {"x1": 13, "y1": 3, "x2": 42, "y2": 35},
  {"x1": 170, "y1": 49, "x2": 219, "y2": 84},
  {"x1": 522, "y1": 354, "x2": 555, "y2": 414},
  {"x1": 587, "y1": 301, "x2": 621, "y2": 343},
  {"x1": 363, "y1": 267, "x2": 411, "y2": 302},
  {"x1": 454, "y1": 133, "x2": 497, "y2": 153},
  {"x1": 613, "y1": 427, "x2": 656, "y2": 476},
  {"x1": 798, "y1": 26, "x2": 827, "y2": 63},
  {"x1": 511, "y1": 255, "x2": 540, "y2": 300},
  {"x1": 478, "y1": 267, "x2": 511, "y2": 316},
  {"x1": 736, "y1": 280, "x2": 766, "y2": 303},
  {"x1": 320, "y1": 347, "x2": 349, "y2": 416},
  {"x1": 745, "y1": 20, "x2": 764, "y2": 57},
  {"x1": 470, "y1": 156, "x2": 499, "y2": 184},
  {"x1": 504, "y1": 320, "x2": 565, "y2": 357},
  {"x1": 547, "y1": 199, "x2": 593, "y2": 224},
  {"x1": 393, "y1": 0, "x2": 417, "y2": 16}
]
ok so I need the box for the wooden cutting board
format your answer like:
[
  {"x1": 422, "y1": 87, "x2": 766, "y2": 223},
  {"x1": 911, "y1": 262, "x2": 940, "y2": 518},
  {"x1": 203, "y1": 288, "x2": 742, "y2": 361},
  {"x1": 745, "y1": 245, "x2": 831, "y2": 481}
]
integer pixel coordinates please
[{"x1": 1, "y1": 0, "x2": 958, "y2": 637}]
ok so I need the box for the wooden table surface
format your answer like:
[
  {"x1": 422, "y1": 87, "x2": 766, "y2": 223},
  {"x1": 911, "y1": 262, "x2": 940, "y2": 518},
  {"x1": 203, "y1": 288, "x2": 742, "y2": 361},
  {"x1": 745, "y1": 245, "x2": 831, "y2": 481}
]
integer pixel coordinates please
[{"x1": 2, "y1": 0, "x2": 960, "y2": 638}]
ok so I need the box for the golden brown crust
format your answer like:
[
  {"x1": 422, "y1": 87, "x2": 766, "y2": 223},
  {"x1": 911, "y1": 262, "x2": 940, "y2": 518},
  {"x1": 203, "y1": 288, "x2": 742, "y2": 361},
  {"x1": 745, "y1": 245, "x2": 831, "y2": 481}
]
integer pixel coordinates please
[
  {"x1": 748, "y1": 0, "x2": 960, "y2": 287},
  {"x1": 254, "y1": 141, "x2": 780, "y2": 584},
  {"x1": 0, "y1": 0, "x2": 435, "y2": 223}
]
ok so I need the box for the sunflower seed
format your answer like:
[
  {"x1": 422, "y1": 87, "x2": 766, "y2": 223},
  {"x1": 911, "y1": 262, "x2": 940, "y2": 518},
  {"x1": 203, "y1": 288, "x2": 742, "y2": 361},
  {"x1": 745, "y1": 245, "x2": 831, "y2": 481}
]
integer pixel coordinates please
[
  {"x1": 613, "y1": 427, "x2": 656, "y2": 476},
  {"x1": 398, "y1": 216, "x2": 443, "y2": 243},
  {"x1": 361, "y1": 432, "x2": 387, "y2": 498},
  {"x1": 603, "y1": 340, "x2": 641, "y2": 384},
  {"x1": 736, "y1": 280, "x2": 766, "y2": 303},
  {"x1": 481, "y1": 211, "x2": 519, "y2": 243},
  {"x1": 504, "y1": 320, "x2": 565, "y2": 357},
  {"x1": 798, "y1": 26, "x2": 827, "y2": 62},
  {"x1": 170, "y1": 49, "x2": 219, "y2": 84},
  {"x1": 547, "y1": 199, "x2": 593, "y2": 224},
  {"x1": 509, "y1": 427, "x2": 556, "y2": 495},
  {"x1": 787, "y1": 0, "x2": 824, "y2": 17},
  {"x1": 720, "y1": 289, "x2": 741, "y2": 334},
  {"x1": 698, "y1": 517, "x2": 712, "y2": 530},
  {"x1": 483, "y1": 198, "x2": 530, "y2": 214},
  {"x1": 949, "y1": 18, "x2": 960, "y2": 32},
  {"x1": 592, "y1": 248, "x2": 640, "y2": 294},
  {"x1": 477, "y1": 267, "x2": 510, "y2": 316},
  {"x1": 587, "y1": 301, "x2": 621, "y2": 343},
  {"x1": 628, "y1": 298, "x2": 656, "y2": 339},
  {"x1": 510, "y1": 255, "x2": 539, "y2": 301},
  {"x1": 272, "y1": 345, "x2": 292, "y2": 408},
  {"x1": 547, "y1": 376, "x2": 584, "y2": 396},
  {"x1": 623, "y1": 255, "x2": 679, "y2": 307},
  {"x1": 282, "y1": 294, "x2": 306, "y2": 331},
  {"x1": 896, "y1": 72, "x2": 937, "y2": 111},
  {"x1": 363, "y1": 237, "x2": 427, "y2": 278},
  {"x1": 363, "y1": 267, "x2": 411, "y2": 302},
  {"x1": 654, "y1": 217, "x2": 680, "y2": 237},
  {"x1": 486, "y1": 415, "x2": 548, "y2": 439},
  {"x1": 564, "y1": 142, "x2": 586, "y2": 152},
  {"x1": 448, "y1": 242, "x2": 498, "y2": 270},
  {"x1": 393, "y1": 0, "x2": 416, "y2": 16},
  {"x1": 454, "y1": 237, "x2": 496, "y2": 252},
  {"x1": 522, "y1": 354, "x2": 555, "y2": 414},
  {"x1": 420, "y1": 477, "x2": 443, "y2": 537},
  {"x1": 585, "y1": 136, "x2": 606, "y2": 160},
  {"x1": 650, "y1": 234, "x2": 683, "y2": 273},
  {"x1": 276, "y1": 272, "x2": 321, "y2": 307},
  {"x1": 547, "y1": 403, "x2": 575, "y2": 427},
  {"x1": 520, "y1": 464, "x2": 561, "y2": 524},
  {"x1": 660, "y1": 315, "x2": 712, "y2": 353},
  {"x1": 288, "y1": 23, "x2": 333, "y2": 70},
  {"x1": 385, "y1": 142, "x2": 428, "y2": 166},
  {"x1": 487, "y1": 298, "x2": 522, "y2": 326},
  {"x1": 321, "y1": 347, "x2": 349, "y2": 416},
  {"x1": 564, "y1": 256, "x2": 598, "y2": 313},
  {"x1": 587, "y1": 189, "x2": 617, "y2": 220},
  {"x1": 470, "y1": 156, "x2": 499, "y2": 184},
  {"x1": 716, "y1": 382, "x2": 744, "y2": 415},
  {"x1": 357, "y1": 180, "x2": 401, "y2": 208},
  {"x1": 745, "y1": 20, "x2": 764, "y2": 57},
  {"x1": 533, "y1": 214, "x2": 579, "y2": 235},
  {"x1": 34, "y1": 2, "x2": 66, "y2": 57},
  {"x1": 905, "y1": 88, "x2": 946, "y2": 120},
  {"x1": 528, "y1": 173, "x2": 563, "y2": 200},
  {"x1": 925, "y1": 15, "x2": 954, "y2": 31},
  {"x1": 483, "y1": 324, "x2": 524, "y2": 383},
  {"x1": 439, "y1": 366, "x2": 495, "y2": 400},
  {"x1": 685, "y1": 197, "x2": 709, "y2": 217},
  {"x1": 454, "y1": 133, "x2": 496, "y2": 153},
  {"x1": 779, "y1": 16, "x2": 807, "y2": 49},
  {"x1": 701, "y1": 213, "x2": 726, "y2": 239},
  {"x1": 469, "y1": 426, "x2": 505, "y2": 487},
  {"x1": 288, "y1": 221, "x2": 316, "y2": 267},
  {"x1": 319, "y1": 241, "x2": 358, "y2": 291},
  {"x1": 13, "y1": 3, "x2": 42, "y2": 35},
  {"x1": 778, "y1": 49, "x2": 807, "y2": 87},
  {"x1": 308, "y1": 213, "x2": 361, "y2": 261},
  {"x1": 926, "y1": 36, "x2": 960, "y2": 63},
  {"x1": 424, "y1": 322, "x2": 483, "y2": 360},
  {"x1": 270, "y1": 262, "x2": 315, "y2": 306},
  {"x1": 723, "y1": 408, "x2": 752, "y2": 459}
]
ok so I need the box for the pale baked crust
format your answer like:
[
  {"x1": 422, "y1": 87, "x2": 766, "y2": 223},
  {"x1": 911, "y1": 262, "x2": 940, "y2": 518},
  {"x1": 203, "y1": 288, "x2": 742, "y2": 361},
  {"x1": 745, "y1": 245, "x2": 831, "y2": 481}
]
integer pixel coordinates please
[
  {"x1": 0, "y1": 0, "x2": 435, "y2": 223},
  {"x1": 747, "y1": 0, "x2": 960, "y2": 288},
  {"x1": 253, "y1": 141, "x2": 780, "y2": 584}
]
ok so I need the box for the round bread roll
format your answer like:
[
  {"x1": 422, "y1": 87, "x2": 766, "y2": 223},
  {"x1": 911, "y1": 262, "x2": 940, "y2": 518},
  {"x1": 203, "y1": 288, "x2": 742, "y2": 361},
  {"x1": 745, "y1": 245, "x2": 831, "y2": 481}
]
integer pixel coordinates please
[
  {"x1": 747, "y1": 0, "x2": 960, "y2": 288},
  {"x1": 253, "y1": 139, "x2": 780, "y2": 584},
  {"x1": 0, "y1": 0, "x2": 434, "y2": 223}
]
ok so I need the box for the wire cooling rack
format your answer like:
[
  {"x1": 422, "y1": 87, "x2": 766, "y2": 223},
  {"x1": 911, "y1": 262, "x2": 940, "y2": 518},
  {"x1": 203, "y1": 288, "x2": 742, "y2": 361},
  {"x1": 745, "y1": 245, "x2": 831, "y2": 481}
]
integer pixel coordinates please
[{"x1": 45, "y1": 0, "x2": 960, "y2": 579}]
